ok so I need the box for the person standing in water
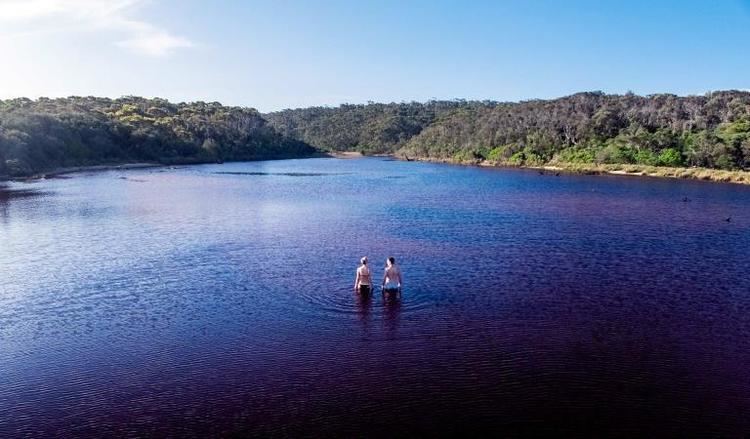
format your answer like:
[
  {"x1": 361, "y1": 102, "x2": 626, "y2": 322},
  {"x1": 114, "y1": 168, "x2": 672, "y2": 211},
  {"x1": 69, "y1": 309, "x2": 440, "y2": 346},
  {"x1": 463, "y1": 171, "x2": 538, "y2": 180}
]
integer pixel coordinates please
[
  {"x1": 354, "y1": 257, "x2": 372, "y2": 294},
  {"x1": 382, "y1": 256, "x2": 402, "y2": 296}
]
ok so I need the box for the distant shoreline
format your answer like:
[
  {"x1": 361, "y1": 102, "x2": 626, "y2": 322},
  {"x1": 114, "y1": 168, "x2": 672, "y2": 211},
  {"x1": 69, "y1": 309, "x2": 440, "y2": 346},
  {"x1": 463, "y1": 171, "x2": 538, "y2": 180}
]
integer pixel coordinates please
[
  {"x1": 1, "y1": 163, "x2": 162, "y2": 182},
  {"x1": 1, "y1": 153, "x2": 370, "y2": 182},
  {"x1": 327, "y1": 151, "x2": 394, "y2": 159},
  {"x1": 401, "y1": 156, "x2": 750, "y2": 186},
  {"x1": 5, "y1": 154, "x2": 749, "y2": 186},
  {"x1": 328, "y1": 151, "x2": 363, "y2": 159},
  {"x1": 2, "y1": 154, "x2": 330, "y2": 182}
]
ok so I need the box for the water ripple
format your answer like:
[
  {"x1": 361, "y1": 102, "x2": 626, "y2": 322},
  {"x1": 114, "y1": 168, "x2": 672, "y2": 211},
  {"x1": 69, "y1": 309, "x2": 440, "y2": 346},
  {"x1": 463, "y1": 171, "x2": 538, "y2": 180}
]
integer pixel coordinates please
[{"x1": 1, "y1": 158, "x2": 750, "y2": 437}]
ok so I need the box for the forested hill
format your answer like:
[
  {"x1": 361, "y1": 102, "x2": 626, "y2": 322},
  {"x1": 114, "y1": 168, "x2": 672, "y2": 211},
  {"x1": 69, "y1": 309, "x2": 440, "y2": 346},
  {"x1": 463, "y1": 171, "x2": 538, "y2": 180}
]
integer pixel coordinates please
[
  {"x1": 0, "y1": 97, "x2": 315, "y2": 177},
  {"x1": 264, "y1": 100, "x2": 490, "y2": 154},
  {"x1": 267, "y1": 91, "x2": 750, "y2": 170},
  {"x1": 2, "y1": 91, "x2": 750, "y2": 179}
]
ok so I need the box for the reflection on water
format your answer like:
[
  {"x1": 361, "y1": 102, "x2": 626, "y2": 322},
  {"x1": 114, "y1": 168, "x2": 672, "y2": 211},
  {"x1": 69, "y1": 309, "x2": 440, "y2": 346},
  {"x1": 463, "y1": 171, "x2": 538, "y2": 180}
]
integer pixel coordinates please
[
  {"x1": 1, "y1": 158, "x2": 750, "y2": 437},
  {"x1": 355, "y1": 290, "x2": 373, "y2": 321},
  {"x1": 0, "y1": 185, "x2": 47, "y2": 223},
  {"x1": 382, "y1": 294, "x2": 401, "y2": 336}
]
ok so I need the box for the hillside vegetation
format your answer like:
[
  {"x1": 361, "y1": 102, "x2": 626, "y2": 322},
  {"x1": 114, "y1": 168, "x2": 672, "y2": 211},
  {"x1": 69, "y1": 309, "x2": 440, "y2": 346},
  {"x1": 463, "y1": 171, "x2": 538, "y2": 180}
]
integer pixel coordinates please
[
  {"x1": 3, "y1": 91, "x2": 749, "y2": 179},
  {"x1": 265, "y1": 100, "x2": 488, "y2": 154},
  {"x1": 0, "y1": 96, "x2": 314, "y2": 177},
  {"x1": 268, "y1": 91, "x2": 750, "y2": 171}
]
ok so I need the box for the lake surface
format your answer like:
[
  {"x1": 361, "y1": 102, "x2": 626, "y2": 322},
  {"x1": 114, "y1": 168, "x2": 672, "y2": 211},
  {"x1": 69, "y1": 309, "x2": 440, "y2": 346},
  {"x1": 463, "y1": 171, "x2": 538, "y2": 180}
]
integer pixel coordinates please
[{"x1": 1, "y1": 158, "x2": 749, "y2": 437}]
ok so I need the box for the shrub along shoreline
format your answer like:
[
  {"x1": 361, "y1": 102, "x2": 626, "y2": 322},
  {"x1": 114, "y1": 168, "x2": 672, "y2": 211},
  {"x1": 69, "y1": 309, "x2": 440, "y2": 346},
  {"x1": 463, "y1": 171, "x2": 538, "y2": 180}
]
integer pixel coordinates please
[{"x1": 403, "y1": 155, "x2": 750, "y2": 185}]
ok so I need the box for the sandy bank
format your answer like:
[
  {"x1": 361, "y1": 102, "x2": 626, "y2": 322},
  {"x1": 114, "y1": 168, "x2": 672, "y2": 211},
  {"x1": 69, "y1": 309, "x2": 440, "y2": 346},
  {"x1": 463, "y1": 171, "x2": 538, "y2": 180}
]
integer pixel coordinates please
[
  {"x1": 402, "y1": 156, "x2": 750, "y2": 186},
  {"x1": 327, "y1": 151, "x2": 364, "y2": 158},
  {"x1": 5, "y1": 163, "x2": 163, "y2": 181}
]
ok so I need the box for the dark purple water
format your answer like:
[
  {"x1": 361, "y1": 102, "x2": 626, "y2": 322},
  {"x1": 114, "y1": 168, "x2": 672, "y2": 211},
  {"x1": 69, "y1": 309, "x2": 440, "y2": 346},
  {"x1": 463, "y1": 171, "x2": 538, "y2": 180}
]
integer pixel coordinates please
[{"x1": 1, "y1": 158, "x2": 749, "y2": 437}]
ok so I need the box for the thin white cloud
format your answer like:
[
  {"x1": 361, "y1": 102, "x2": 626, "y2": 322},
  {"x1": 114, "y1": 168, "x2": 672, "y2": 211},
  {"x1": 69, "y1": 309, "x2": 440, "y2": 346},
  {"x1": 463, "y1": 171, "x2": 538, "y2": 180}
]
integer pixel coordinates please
[
  {"x1": 116, "y1": 29, "x2": 193, "y2": 57},
  {"x1": 0, "y1": 0, "x2": 194, "y2": 56}
]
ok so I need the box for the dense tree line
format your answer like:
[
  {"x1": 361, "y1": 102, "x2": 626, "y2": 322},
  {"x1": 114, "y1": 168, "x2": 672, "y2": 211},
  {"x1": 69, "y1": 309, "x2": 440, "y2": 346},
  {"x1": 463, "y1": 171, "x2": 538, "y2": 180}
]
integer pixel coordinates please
[
  {"x1": 0, "y1": 96, "x2": 314, "y2": 177},
  {"x1": 265, "y1": 100, "x2": 492, "y2": 154},
  {"x1": 268, "y1": 91, "x2": 750, "y2": 170},
  {"x1": 3, "y1": 91, "x2": 749, "y2": 178}
]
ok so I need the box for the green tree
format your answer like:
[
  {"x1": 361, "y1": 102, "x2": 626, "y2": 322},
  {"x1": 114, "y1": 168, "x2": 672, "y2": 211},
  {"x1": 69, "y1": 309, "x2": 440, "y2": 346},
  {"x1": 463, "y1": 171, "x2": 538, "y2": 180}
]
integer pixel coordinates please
[{"x1": 656, "y1": 148, "x2": 683, "y2": 167}]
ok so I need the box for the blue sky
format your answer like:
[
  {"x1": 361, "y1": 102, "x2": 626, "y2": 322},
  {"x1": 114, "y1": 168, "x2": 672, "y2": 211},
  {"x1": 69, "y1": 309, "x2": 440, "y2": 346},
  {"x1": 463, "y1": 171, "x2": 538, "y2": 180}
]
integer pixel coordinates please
[{"x1": 0, "y1": 0, "x2": 748, "y2": 111}]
